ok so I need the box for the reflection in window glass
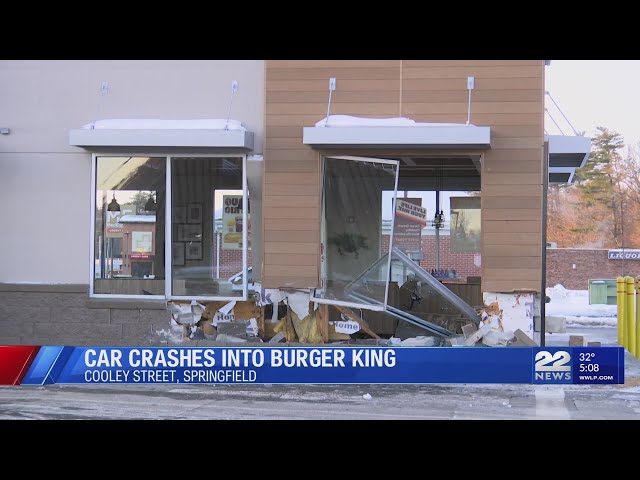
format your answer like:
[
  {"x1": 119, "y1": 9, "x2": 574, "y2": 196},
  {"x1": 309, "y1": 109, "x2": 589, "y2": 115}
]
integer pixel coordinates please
[
  {"x1": 450, "y1": 196, "x2": 481, "y2": 253},
  {"x1": 171, "y1": 157, "x2": 246, "y2": 298},
  {"x1": 94, "y1": 156, "x2": 165, "y2": 296},
  {"x1": 318, "y1": 157, "x2": 398, "y2": 308}
]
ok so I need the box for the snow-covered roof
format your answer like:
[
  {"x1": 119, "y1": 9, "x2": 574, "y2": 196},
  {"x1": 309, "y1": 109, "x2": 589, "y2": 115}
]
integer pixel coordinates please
[
  {"x1": 119, "y1": 214, "x2": 156, "y2": 223},
  {"x1": 304, "y1": 115, "x2": 490, "y2": 148},
  {"x1": 315, "y1": 115, "x2": 473, "y2": 128},
  {"x1": 70, "y1": 118, "x2": 253, "y2": 149},
  {"x1": 82, "y1": 118, "x2": 246, "y2": 131}
]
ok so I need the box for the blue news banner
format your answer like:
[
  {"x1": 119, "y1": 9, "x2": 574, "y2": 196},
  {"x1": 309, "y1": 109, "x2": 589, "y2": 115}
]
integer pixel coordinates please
[{"x1": 19, "y1": 346, "x2": 624, "y2": 385}]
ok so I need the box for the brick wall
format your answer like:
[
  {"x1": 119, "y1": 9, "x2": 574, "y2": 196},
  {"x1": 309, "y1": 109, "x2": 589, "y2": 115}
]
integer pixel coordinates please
[
  {"x1": 211, "y1": 236, "x2": 253, "y2": 279},
  {"x1": 382, "y1": 235, "x2": 481, "y2": 278},
  {"x1": 546, "y1": 248, "x2": 640, "y2": 290}
]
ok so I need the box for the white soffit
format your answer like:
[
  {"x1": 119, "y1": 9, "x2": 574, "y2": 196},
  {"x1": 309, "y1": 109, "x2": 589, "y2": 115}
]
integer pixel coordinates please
[
  {"x1": 546, "y1": 134, "x2": 592, "y2": 184},
  {"x1": 303, "y1": 115, "x2": 490, "y2": 149},
  {"x1": 69, "y1": 119, "x2": 254, "y2": 149},
  {"x1": 547, "y1": 134, "x2": 591, "y2": 167}
]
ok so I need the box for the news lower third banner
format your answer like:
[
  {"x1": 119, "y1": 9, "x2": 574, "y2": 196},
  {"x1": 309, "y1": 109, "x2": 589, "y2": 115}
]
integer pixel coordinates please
[{"x1": 0, "y1": 346, "x2": 625, "y2": 386}]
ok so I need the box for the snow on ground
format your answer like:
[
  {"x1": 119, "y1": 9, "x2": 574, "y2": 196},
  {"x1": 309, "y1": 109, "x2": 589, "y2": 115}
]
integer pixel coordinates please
[{"x1": 546, "y1": 284, "x2": 617, "y2": 327}]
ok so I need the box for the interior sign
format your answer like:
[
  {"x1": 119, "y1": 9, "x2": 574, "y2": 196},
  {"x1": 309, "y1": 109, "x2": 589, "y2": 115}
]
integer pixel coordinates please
[
  {"x1": 608, "y1": 249, "x2": 640, "y2": 260},
  {"x1": 395, "y1": 199, "x2": 427, "y2": 226}
]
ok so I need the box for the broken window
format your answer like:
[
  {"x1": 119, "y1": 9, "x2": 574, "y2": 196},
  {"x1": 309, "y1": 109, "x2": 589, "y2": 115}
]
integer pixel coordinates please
[{"x1": 313, "y1": 156, "x2": 399, "y2": 311}]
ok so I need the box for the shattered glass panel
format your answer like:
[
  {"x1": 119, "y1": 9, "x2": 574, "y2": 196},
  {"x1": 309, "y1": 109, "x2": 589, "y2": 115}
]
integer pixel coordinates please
[
  {"x1": 388, "y1": 247, "x2": 481, "y2": 332},
  {"x1": 315, "y1": 157, "x2": 398, "y2": 309},
  {"x1": 344, "y1": 247, "x2": 480, "y2": 333}
]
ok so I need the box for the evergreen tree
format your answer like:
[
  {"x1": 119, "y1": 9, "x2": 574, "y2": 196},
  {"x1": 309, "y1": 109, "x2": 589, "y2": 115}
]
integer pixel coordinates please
[{"x1": 574, "y1": 127, "x2": 625, "y2": 245}]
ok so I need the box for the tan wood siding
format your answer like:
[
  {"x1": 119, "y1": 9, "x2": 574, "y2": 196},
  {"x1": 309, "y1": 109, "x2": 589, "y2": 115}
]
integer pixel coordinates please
[
  {"x1": 483, "y1": 280, "x2": 541, "y2": 293},
  {"x1": 482, "y1": 256, "x2": 541, "y2": 269},
  {"x1": 264, "y1": 61, "x2": 401, "y2": 288},
  {"x1": 265, "y1": 254, "x2": 319, "y2": 266},
  {"x1": 264, "y1": 173, "x2": 319, "y2": 185},
  {"x1": 483, "y1": 220, "x2": 541, "y2": 233},
  {"x1": 267, "y1": 90, "x2": 400, "y2": 103},
  {"x1": 264, "y1": 242, "x2": 319, "y2": 255},
  {"x1": 482, "y1": 174, "x2": 542, "y2": 186},
  {"x1": 264, "y1": 229, "x2": 319, "y2": 243},
  {"x1": 267, "y1": 79, "x2": 401, "y2": 92},
  {"x1": 267, "y1": 67, "x2": 400, "y2": 80},
  {"x1": 402, "y1": 89, "x2": 542, "y2": 103},
  {"x1": 264, "y1": 60, "x2": 544, "y2": 292},
  {"x1": 402, "y1": 60, "x2": 543, "y2": 67},
  {"x1": 412, "y1": 113, "x2": 542, "y2": 125},
  {"x1": 402, "y1": 66, "x2": 542, "y2": 79},
  {"x1": 482, "y1": 185, "x2": 543, "y2": 197},
  {"x1": 264, "y1": 184, "x2": 319, "y2": 196},
  {"x1": 264, "y1": 218, "x2": 319, "y2": 231},
  {"x1": 483, "y1": 244, "x2": 541, "y2": 257},
  {"x1": 403, "y1": 77, "x2": 543, "y2": 91},
  {"x1": 482, "y1": 196, "x2": 542, "y2": 209},
  {"x1": 482, "y1": 209, "x2": 541, "y2": 221},
  {"x1": 483, "y1": 269, "x2": 542, "y2": 281}
]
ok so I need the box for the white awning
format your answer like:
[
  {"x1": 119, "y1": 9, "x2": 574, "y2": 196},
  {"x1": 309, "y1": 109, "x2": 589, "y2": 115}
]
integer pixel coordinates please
[
  {"x1": 546, "y1": 134, "x2": 591, "y2": 184},
  {"x1": 302, "y1": 115, "x2": 491, "y2": 149},
  {"x1": 69, "y1": 119, "x2": 254, "y2": 149}
]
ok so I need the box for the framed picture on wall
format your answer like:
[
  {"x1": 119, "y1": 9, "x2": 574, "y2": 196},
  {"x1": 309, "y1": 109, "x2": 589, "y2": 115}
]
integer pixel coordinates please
[
  {"x1": 172, "y1": 206, "x2": 187, "y2": 224},
  {"x1": 185, "y1": 241, "x2": 203, "y2": 260},
  {"x1": 187, "y1": 203, "x2": 202, "y2": 224},
  {"x1": 172, "y1": 242, "x2": 185, "y2": 266},
  {"x1": 178, "y1": 224, "x2": 202, "y2": 242}
]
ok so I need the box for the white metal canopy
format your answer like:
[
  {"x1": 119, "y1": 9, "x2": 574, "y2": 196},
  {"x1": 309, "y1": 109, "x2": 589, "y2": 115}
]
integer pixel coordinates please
[
  {"x1": 69, "y1": 119, "x2": 254, "y2": 149},
  {"x1": 547, "y1": 134, "x2": 592, "y2": 184},
  {"x1": 303, "y1": 115, "x2": 491, "y2": 149}
]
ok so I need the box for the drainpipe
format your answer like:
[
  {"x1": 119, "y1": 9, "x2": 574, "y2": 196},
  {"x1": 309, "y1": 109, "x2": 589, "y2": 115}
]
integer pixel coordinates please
[{"x1": 540, "y1": 141, "x2": 550, "y2": 346}]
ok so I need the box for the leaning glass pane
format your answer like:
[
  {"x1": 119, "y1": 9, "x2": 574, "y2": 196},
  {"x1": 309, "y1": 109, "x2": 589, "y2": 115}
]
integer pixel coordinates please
[
  {"x1": 318, "y1": 157, "x2": 398, "y2": 307},
  {"x1": 94, "y1": 156, "x2": 166, "y2": 296},
  {"x1": 171, "y1": 157, "x2": 245, "y2": 298}
]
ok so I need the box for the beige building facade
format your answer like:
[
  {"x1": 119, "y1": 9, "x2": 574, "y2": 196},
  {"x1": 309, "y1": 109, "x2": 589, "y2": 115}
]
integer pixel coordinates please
[{"x1": 0, "y1": 60, "x2": 587, "y2": 345}]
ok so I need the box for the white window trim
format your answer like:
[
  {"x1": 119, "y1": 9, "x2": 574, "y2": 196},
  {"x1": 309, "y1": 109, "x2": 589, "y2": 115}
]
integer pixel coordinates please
[
  {"x1": 310, "y1": 155, "x2": 399, "y2": 312},
  {"x1": 90, "y1": 152, "x2": 248, "y2": 301}
]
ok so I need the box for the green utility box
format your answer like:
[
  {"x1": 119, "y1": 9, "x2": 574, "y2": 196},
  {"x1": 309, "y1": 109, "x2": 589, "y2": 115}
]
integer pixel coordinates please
[{"x1": 588, "y1": 279, "x2": 617, "y2": 305}]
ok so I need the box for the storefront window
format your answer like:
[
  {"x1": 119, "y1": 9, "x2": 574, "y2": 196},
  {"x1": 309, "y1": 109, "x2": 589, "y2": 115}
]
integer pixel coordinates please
[
  {"x1": 91, "y1": 154, "x2": 248, "y2": 300},
  {"x1": 93, "y1": 156, "x2": 166, "y2": 296},
  {"x1": 170, "y1": 156, "x2": 247, "y2": 300},
  {"x1": 313, "y1": 156, "x2": 399, "y2": 310}
]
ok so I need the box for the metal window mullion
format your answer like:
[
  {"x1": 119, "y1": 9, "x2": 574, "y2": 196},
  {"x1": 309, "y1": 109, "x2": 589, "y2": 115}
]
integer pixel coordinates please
[
  {"x1": 242, "y1": 154, "x2": 248, "y2": 301},
  {"x1": 165, "y1": 156, "x2": 172, "y2": 300},
  {"x1": 384, "y1": 161, "x2": 400, "y2": 309},
  {"x1": 89, "y1": 153, "x2": 97, "y2": 297}
]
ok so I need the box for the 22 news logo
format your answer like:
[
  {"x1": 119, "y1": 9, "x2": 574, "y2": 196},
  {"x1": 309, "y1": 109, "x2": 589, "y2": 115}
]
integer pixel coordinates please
[{"x1": 533, "y1": 349, "x2": 572, "y2": 383}]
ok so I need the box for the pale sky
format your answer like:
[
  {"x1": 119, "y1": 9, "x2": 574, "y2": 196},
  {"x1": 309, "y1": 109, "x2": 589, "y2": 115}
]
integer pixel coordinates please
[{"x1": 545, "y1": 60, "x2": 640, "y2": 147}]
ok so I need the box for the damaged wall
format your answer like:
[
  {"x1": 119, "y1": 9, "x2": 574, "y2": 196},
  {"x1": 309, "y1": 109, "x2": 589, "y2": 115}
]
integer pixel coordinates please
[{"x1": 263, "y1": 60, "x2": 545, "y2": 294}]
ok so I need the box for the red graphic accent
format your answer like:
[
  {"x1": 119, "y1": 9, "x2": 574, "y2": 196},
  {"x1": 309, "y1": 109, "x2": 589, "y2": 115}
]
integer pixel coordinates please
[
  {"x1": 0, "y1": 346, "x2": 40, "y2": 385},
  {"x1": 129, "y1": 253, "x2": 152, "y2": 259},
  {"x1": 395, "y1": 210, "x2": 428, "y2": 226}
]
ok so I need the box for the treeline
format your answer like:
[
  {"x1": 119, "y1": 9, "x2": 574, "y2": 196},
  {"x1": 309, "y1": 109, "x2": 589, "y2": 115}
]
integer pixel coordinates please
[{"x1": 548, "y1": 127, "x2": 640, "y2": 248}]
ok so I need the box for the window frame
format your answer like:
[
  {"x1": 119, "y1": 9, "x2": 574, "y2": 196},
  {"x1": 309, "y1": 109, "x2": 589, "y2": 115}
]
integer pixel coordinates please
[
  {"x1": 310, "y1": 155, "x2": 400, "y2": 312},
  {"x1": 89, "y1": 152, "x2": 248, "y2": 301}
]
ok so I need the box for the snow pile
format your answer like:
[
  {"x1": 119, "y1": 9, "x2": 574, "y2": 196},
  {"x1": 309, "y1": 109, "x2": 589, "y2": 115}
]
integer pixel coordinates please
[
  {"x1": 83, "y1": 118, "x2": 246, "y2": 131},
  {"x1": 315, "y1": 115, "x2": 471, "y2": 128},
  {"x1": 546, "y1": 284, "x2": 617, "y2": 327}
]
